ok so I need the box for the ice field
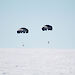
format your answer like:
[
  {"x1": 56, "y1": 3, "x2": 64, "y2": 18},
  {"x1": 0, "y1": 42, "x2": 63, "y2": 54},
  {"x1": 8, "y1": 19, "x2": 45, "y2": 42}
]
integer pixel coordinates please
[{"x1": 0, "y1": 48, "x2": 75, "y2": 75}]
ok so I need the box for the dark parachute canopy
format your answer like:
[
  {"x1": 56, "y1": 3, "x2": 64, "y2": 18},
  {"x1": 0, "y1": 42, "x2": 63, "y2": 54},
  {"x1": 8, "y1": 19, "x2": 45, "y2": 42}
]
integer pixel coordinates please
[
  {"x1": 42, "y1": 25, "x2": 53, "y2": 31},
  {"x1": 41, "y1": 25, "x2": 53, "y2": 44},
  {"x1": 17, "y1": 27, "x2": 29, "y2": 47},
  {"x1": 17, "y1": 27, "x2": 29, "y2": 33}
]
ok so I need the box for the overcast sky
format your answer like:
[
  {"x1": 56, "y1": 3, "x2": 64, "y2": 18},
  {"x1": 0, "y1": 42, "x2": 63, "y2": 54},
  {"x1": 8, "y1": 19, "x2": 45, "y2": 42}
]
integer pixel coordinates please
[{"x1": 0, "y1": 0, "x2": 75, "y2": 48}]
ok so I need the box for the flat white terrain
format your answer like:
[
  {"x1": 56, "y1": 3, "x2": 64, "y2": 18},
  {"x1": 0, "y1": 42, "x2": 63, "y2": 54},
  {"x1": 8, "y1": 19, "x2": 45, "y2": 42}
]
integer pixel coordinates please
[{"x1": 0, "y1": 48, "x2": 75, "y2": 75}]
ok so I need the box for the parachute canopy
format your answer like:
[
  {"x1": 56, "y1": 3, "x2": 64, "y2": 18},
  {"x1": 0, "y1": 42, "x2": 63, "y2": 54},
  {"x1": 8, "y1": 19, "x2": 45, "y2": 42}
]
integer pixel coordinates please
[
  {"x1": 42, "y1": 25, "x2": 53, "y2": 31},
  {"x1": 17, "y1": 27, "x2": 29, "y2": 33}
]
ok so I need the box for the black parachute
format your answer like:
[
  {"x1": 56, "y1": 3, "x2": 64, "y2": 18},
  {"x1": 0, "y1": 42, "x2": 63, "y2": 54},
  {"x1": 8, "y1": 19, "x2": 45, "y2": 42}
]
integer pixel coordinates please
[
  {"x1": 17, "y1": 27, "x2": 29, "y2": 33},
  {"x1": 42, "y1": 25, "x2": 53, "y2": 45},
  {"x1": 42, "y1": 25, "x2": 53, "y2": 31},
  {"x1": 17, "y1": 27, "x2": 29, "y2": 47}
]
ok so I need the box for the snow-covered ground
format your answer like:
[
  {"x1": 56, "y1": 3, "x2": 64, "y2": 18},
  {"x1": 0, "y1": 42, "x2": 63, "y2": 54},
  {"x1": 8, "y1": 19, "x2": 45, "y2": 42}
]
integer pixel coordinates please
[{"x1": 0, "y1": 48, "x2": 75, "y2": 75}]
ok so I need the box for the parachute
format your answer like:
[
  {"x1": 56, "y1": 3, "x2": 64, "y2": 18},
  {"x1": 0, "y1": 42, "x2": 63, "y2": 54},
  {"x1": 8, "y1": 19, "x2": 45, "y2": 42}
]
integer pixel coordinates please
[
  {"x1": 17, "y1": 27, "x2": 29, "y2": 47},
  {"x1": 17, "y1": 27, "x2": 29, "y2": 33},
  {"x1": 42, "y1": 25, "x2": 53, "y2": 31},
  {"x1": 41, "y1": 25, "x2": 53, "y2": 45}
]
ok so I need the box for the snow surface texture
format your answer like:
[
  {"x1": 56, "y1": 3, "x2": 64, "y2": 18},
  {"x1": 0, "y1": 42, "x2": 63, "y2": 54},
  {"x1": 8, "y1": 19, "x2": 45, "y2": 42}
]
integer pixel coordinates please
[{"x1": 0, "y1": 48, "x2": 75, "y2": 75}]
